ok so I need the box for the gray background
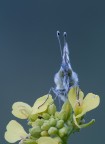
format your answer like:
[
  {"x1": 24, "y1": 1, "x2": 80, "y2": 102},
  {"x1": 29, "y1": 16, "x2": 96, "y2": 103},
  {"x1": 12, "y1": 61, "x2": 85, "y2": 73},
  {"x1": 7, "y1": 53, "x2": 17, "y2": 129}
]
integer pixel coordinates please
[{"x1": 0, "y1": 0, "x2": 105, "y2": 143}]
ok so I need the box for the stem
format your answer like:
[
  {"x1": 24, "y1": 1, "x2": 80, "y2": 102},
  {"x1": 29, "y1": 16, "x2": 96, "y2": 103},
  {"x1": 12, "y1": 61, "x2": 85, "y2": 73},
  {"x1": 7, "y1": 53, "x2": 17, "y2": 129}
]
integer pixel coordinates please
[
  {"x1": 62, "y1": 140, "x2": 68, "y2": 144},
  {"x1": 62, "y1": 136, "x2": 68, "y2": 144}
]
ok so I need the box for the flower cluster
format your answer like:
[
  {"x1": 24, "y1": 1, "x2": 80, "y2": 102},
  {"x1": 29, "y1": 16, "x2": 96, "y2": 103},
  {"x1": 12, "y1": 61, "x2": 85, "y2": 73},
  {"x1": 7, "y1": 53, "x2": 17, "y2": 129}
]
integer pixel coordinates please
[{"x1": 4, "y1": 87, "x2": 100, "y2": 144}]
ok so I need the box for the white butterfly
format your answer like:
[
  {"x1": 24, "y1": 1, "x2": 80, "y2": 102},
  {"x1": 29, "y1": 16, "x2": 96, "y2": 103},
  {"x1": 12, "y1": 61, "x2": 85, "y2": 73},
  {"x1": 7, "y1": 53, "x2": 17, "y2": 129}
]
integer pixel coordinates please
[
  {"x1": 52, "y1": 31, "x2": 79, "y2": 102},
  {"x1": 38, "y1": 31, "x2": 79, "y2": 108}
]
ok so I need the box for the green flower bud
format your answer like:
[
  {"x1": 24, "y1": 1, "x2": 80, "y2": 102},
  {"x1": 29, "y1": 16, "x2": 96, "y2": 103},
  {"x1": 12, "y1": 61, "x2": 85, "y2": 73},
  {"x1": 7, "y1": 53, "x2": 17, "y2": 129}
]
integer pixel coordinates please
[
  {"x1": 41, "y1": 130, "x2": 49, "y2": 136},
  {"x1": 28, "y1": 121, "x2": 32, "y2": 126},
  {"x1": 56, "y1": 120, "x2": 64, "y2": 129},
  {"x1": 66, "y1": 118, "x2": 71, "y2": 125},
  {"x1": 41, "y1": 122, "x2": 50, "y2": 130},
  {"x1": 42, "y1": 113, "x2": 50, "y2": 120},
  {"x1": 55, "y1": 118, "x2": 59, "y2": 121},
  {"x1": 32, "y1": 119, "x2": 44, "y2": 127},
  {"x1": 29, "y1": 114, "x2": 38, "y2": 122},
  {"x1": 62, "y1": 100, "x2": 71, "y2": 111},
  {"x1": 29, "y1": 126, "x2": 41, "y2": 138},
  {"x1": 44, "y1": 120, "x2": 49, "y2": 123},
  {"x1": 22, "y1": 139, "x2": 37, "y2": 144},
  {"x1": 30, "y1": 135, "x2": 38, "y2": 140},
  {"x1": 55, "y1": 112, "x2": 60, "y2": 119},
  {"x1": 53, "y1": 136, "x2": 62, "y2": 144},
  {"x1": 58, "y1": 110, "x2": 68, "y2": 121},
  {"x1": 48, "y1": 127, "x2": 58, "y2": 135},
  {"x1": 62, "y1": 100, "x2": 72, "y2": 119},
  {"x1": 49, "y1": 118, "x2": 56, "y2": 126},
  {"x1": 50, "y1": 115, "x2": 54, "y2": 118},
  {"x1": 59, "y1": 127, "x2": 69, "y2": 137},
  {"x1": 47, "y1": 103, "x2": 56, "y2": 115}
]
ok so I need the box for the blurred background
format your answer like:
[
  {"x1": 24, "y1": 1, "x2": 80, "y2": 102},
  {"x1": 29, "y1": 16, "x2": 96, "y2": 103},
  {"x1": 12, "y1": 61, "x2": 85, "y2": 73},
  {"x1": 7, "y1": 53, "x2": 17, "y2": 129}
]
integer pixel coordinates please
[{"x1": 0, "y1": 0, "x2": 105, "y2": 143}]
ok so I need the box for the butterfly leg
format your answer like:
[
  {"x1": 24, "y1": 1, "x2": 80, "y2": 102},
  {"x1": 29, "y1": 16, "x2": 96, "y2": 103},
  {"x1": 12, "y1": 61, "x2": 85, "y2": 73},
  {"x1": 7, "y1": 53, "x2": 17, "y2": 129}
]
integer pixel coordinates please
[{"x1": 52, "y1": 88, "x2": 58, "y2": 100}]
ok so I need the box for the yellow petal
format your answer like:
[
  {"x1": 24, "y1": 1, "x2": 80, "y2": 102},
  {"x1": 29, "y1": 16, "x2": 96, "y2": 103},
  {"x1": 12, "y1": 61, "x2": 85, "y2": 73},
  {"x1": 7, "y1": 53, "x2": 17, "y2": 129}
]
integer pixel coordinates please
[
  {"x1": 12, "y1": 102, "x2": 32, "y2": 119},
  {"x1": 32, "y1": 95, "x2": 53, "y2": 115},
  {"x1": 76, "y1": 93, "x2": 100, "y2": 118},
  {"x1": 73, "y1": 114, "x2": 95, "y2": 129},
  {"x1": 68, "y1": 87, "x2": 84, "y2": 110},
  {"x1": 62, "y1": 99, "x2": 72, "y2": 118},
  {"x1": 73, "y1": 114, "x2": 81, "y2": 128},
  {"x1": 37, "y1": 137, "x2": 58, "y2": 144},
  {"x1": 4, "y1": 120, "x2": 28, "y2": 143}
]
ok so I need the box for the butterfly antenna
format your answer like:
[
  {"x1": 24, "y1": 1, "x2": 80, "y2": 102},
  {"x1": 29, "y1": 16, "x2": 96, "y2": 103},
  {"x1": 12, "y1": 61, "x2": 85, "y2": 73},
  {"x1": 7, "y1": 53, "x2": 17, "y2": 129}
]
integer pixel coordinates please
[
  {"x1": 57, "y1": 31, "x2": 62, "y2": 57},
  {"x1": 63, "y1": 32, "x2": 67, "y2": 45}
]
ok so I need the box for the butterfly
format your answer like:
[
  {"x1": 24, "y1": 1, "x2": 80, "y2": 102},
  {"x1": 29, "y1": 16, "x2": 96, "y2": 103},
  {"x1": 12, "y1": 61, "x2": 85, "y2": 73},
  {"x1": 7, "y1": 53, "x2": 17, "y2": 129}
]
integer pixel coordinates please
[
  {"x1": 52, "y1": 31, "x2": 79, "y2": 102},
  {"x1": 38, "y1": 31, "x2": 79, "y2": 108}
]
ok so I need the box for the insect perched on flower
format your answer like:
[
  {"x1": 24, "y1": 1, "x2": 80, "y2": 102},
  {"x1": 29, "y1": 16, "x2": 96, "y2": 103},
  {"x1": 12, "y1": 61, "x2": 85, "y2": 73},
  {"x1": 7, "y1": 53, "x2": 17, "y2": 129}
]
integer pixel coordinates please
[
  {"x1": 39, "y1": 31, "x2": 79, "y2": 108},
  {"x1": 52, "y1": 31, "x2": 79, "y2": 102},
  {"x1": 4, "y1": 31, "x2": 100, "y2": 144}
]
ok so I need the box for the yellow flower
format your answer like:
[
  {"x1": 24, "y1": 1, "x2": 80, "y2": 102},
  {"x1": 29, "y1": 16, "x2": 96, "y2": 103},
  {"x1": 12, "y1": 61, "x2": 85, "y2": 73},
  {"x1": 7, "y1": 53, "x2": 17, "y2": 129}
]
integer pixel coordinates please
[
  {"x1": 37, "y1": 137, "x2": 58, "y2": 144},
  {"x1": 12, "y1": 102, "x2": 32, "y2": 119},
  {"x1": 68, "y1": 87, "x2": 100, "y2": 128},
  {"x1": 4, "y1": 120, "x2": 28, "y2": 143},
  {"x1": 12, "y1": 95, "x2": 53, "y2": 120},
  {"x1": 32, "y1": 95, "x2": 53, "y2": 115}
]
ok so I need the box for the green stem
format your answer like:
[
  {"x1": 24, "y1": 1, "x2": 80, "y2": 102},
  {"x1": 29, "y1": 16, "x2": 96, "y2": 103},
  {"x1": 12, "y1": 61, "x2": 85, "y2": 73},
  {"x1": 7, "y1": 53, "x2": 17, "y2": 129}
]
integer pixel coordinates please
[{"x1": 62, "y1": 136, "x2": 68, "y2": 144}]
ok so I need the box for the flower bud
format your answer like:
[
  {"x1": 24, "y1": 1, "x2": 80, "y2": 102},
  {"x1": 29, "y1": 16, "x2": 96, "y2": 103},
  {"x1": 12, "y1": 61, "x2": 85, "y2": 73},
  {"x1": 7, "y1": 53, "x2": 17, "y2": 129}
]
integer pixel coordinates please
[
  {"x1": 67, "y1": 119, "x2": 72, "y2": 126},
  {"x1": 29, "y1": 114, "x2": 38, "y2": 122},
  {"x1": 55, "y1": 112, "x2": 60, "y2": 119},
  {"x1": 49, "y1": 118, "x2": 56, "y2": 126},
  {"x1": 41, "y1": 131, "x2": 49, "y2": 136},
  {"x1": 62, "y1": 100, "x2": 72, "y2": 119},
  {"x1": 29, "y1": 135, "x2": 38, "y2": 140},
  {"x1": 29, "y1": 126, "x2": 41, "y2": 138},
  {"x1": 42, "y1": 113, "x2": 50, "y2": 120},
  {"x1": 44, "y1": 120, "x2": 49, "y2": 123},
  {"x1": 56, "y1": 120, "x2": 64, "y2": 129},
  {"x1": 58, "y1": 110, "x2": 68, "y2": 121},
  {"x1": 27, "y1": 121, "x2": 32, "y2": 126},
  {"x1": 59, "y1": 127, "x2": 69, "y2": 137},
  {"x1": 41, "y1": 122, "x2": 50, "y2": 131},
  {"x1": 48, "y1": 127, "x2": 58, "y2": 135},
  {"x1": 47, "y1": 103, "x2": 56, "y2": 115},
  {"x1": 32, "y1": 119, "x2": 44, "y2": 127},
  {"x1": 53, "y1": 136, "x2": 62, "y2": 144}
]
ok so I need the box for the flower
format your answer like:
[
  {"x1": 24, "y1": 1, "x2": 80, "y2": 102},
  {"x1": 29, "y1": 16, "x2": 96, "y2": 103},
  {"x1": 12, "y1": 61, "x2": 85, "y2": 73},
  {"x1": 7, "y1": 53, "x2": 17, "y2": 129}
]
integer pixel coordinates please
[
  {"x1": 4, "y1": 120, "x2": 28, "y2": 143},
  {"x1": 68, "y1": 87, "x2": 100, "y2": 128},
  {"x1": 4, "y1": 90, "x2": 100, "y2": 144},
  {"x1": 12, "y1": 95, "x2": 53, "y2": 120},
  {"x1": 4, "y1": 95, "x2": 54, "y2": 143}
]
